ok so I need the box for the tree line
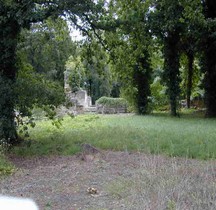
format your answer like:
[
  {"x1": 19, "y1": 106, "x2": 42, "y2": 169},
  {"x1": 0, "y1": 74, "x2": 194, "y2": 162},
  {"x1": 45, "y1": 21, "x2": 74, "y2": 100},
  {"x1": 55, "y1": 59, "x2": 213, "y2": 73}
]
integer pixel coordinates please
[
  {"x1": 96, "y1": 0, "x2": 216, "y2": 117},
  {"x1": 0, "y1": 0, "x2": 216, "y2": 145}
]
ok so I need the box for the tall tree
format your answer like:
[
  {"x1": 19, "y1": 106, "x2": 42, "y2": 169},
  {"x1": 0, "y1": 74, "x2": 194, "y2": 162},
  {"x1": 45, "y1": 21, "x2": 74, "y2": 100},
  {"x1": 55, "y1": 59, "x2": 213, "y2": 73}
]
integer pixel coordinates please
[
  {"x1": 202, "y1": 0, "x2": 216, "y2": 117},
  {"x1": 0, "y1": 0, "x2": 103, "y2": 144},
  {"x1": 0, "y1": 0, "x2": 33, "y2": 142},
  {"x1": 82, "y1": 39, "x2": 113, "y2": 103},
  {"x1": 150, "y1": 0, "x2": 184, "y2": 116},
  {"x1": 179, "y1": 0, "x2": 204, "y2": 109},
  {"x1": 103, "y1": 0, "x2": 152, "y2": 114},
  {"x1": 180, "y1": 34, "x2": 196, "y2": 108}
]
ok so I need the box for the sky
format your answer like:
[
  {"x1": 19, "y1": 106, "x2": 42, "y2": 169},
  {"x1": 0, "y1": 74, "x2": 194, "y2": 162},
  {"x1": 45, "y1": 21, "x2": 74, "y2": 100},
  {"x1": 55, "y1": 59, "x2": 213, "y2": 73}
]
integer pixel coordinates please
[{"x1": 70, "y1": 29, "x2": 84, "y2": 41}]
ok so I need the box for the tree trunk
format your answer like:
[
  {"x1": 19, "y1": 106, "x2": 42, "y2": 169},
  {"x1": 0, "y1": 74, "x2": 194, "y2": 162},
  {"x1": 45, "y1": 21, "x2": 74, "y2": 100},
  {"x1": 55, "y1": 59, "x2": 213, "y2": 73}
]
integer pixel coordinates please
[
  {"x1": 204, "y1": 40, "x2": 216, "y2": 117},
  {"x1": 0, "y1": 16, "x2": 21, "y2": 144},
  {"x1": 186, "y1": 53, "x2": 194, "y2": 109},
  {"x1": 163, "y1": 31, "x2": 181, "y2": 116},
  {"x1": 133, "y1": 53, "x2": 151, "y2": 115},
  {"x1": 204, "y1": 0, "x2": 216, "y2": 117}
]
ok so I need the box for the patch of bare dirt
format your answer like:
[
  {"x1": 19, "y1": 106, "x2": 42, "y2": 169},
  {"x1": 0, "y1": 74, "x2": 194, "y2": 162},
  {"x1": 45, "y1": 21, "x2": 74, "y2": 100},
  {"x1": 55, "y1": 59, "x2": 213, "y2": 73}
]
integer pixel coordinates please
[{"x1": 1, "y1": 152, "x2": 216, "y2": 210}]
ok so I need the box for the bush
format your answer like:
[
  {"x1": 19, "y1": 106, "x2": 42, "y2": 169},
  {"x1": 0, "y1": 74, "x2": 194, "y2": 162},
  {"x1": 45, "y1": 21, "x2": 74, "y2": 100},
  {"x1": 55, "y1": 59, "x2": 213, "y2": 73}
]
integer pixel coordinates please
[
  {"x1": 96, "y1": 97, "x2": 128, "y2": 108},
  {"x1": 96, "y1": 97, "x2": 128, "y2": 114}
]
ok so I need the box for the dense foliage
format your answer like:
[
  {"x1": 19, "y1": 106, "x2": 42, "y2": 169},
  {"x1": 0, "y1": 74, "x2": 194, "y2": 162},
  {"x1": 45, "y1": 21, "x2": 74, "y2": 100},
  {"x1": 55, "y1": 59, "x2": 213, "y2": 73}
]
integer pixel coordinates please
[
  {"x1": 101, "y1": 0, "x2": 153, "y2": 114},
  {"x1": 93, "y1": 0, "x2": 216, "y2": 117},
  {"x1": 65, "y1": 40, "x2": 114, "y2": 104},
  {"x1": 18, "y1": 17, "x2": 75, "y2": 85},
  {"x1": 1, "y1": 0, "x2": 216, "y2": 146},
  {"x1": 0, "y1": 0, "x2": 103, "y2": 144}
]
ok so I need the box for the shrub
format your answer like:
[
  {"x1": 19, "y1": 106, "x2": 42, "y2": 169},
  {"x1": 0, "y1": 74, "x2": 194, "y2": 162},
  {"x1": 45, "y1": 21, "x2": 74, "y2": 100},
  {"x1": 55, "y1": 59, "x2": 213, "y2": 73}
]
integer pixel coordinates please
[
  {"x1": 96, "y1": 97, "x2": 128, "y2": 114},
  {"x1": 96, "y1": 97, "x2": 128, "y2": 108}
]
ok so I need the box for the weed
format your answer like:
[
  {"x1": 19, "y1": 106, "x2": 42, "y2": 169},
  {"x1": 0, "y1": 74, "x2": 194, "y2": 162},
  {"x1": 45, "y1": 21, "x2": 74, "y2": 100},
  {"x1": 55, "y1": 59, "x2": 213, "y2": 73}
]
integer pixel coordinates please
[{"x1": 0, "y1": 152, "x2": 15, "y2": 176}]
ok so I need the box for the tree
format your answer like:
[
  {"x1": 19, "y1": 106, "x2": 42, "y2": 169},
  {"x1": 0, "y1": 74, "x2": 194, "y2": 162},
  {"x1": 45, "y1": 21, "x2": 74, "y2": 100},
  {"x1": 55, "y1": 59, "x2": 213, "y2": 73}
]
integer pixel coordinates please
[
  {"x1": 102, "y1": 0, "x2": 152, "y2": 114},
  {"x1": 80, "y1": 39, "x2": 112, "y2": 104},
  {"x1": 180, "y1": 34, "x2": 196, "y2": 109},
  {"x1": 0, "y1": 0, "x2": 103, "y2": 144},
  {"x1": 0, "y1": 0, "x2": 33, "y2": 142},
  {"x1": 150, "y1": 0, "x2": 185, "y2": 116},
  {"x1": 202, "y1": 0, "x2": 216, "y2": 117},
  {"x1": 66, "y1": 55, "x2": 86, "y2": 93},
  {"x1": 15, "y1": 62, "x2": 65, "y2": 118},
  {"x1": 178, "y1": 0, "x2": 205, "y2": 109},
  {"x1": 180, "y1": 54, "x2": 204, "y2": 107},
  {"x1": 185, "y1": 51, "x2": 194, "y2": 109},
  {"x1": 17, "y1": 17, "x2": 75, "y2": 85},
  {"x1": 65, "y1": 39, "x2": 113, "y2": 104}
]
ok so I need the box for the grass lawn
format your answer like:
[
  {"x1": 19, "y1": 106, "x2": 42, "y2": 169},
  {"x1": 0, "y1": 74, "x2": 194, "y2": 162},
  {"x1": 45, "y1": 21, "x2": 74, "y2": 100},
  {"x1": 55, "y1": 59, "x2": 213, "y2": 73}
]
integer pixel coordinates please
[{"x1": 10, "y1": 111, "x2": 216, "y2": 160}]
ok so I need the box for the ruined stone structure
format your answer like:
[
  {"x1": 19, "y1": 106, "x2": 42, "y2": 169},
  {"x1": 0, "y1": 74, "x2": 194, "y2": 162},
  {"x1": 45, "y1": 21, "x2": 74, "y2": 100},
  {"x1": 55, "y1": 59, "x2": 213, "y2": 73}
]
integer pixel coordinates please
[
  {"x1": 64, "y1": 70, "x2": 127, "y2": 114},
  {"x1": 64, "y1": 70, "x2": 92, "y2": 110},
  {"x1": 70, "y1": 90, "x2": 92, "y2": 108}
]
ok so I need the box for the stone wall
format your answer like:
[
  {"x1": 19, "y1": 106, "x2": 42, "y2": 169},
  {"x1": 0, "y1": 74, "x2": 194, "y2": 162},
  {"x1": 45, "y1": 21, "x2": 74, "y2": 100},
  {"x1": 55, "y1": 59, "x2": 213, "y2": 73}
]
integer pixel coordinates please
[{"x1": 96, "y1": 104, "x2": 127, "y2": 114}]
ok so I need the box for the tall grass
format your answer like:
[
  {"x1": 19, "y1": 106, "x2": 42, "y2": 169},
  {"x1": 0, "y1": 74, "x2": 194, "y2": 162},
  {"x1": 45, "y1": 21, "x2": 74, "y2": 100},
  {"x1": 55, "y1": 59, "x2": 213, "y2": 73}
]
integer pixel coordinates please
[{"x1": 11, "y1": 113, "x2": 216, "y2": 159}]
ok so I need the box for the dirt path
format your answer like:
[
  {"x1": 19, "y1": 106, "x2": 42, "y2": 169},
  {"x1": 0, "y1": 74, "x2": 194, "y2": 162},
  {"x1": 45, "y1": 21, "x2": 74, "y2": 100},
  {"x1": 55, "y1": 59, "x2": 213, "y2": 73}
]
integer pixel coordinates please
[{"x1": 1, "y1": 152, "x2": 216, "y2": 210}]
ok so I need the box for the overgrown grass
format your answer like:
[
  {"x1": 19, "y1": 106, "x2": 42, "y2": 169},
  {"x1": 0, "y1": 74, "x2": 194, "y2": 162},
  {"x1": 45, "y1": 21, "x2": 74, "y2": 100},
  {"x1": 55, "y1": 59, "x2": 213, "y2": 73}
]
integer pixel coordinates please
[{"x1": 10, "y1": 111, "x2": 216, "y2": 159}]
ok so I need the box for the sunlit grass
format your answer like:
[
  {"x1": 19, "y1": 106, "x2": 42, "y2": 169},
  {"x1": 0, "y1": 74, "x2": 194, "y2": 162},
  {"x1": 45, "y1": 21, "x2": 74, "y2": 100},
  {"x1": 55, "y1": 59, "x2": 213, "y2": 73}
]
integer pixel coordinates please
[{"x1": 11, "y1": 112, "x2": 216, "y2": 159}]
